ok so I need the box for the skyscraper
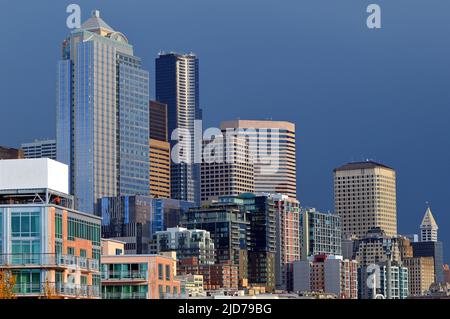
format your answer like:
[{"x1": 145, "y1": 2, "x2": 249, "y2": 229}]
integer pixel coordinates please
[
  {"x1": 149, "y1": 100, "x2": 171, "y2": 199},
  {"x1": 57, "y1": 11, "x2": 150, "y2": 214},
  {"x1": 272, "y1": 194, "x2": 300, "y2": 292},
  {"x1": 155, "y1": 53, "x2": 202, "y2": 204},
  {"x1": 420, "y1": 207, "x2": 438, "y2": 242},
  {"x1": 20, "y1": 139, "x2": 57, "y2": 160},
  {"x1": 201, "y1": 135, "x2": 254, "y2": 203},
  {"x1": 334, "y1": 161, "x2": 397, "y2": 238},
  {"x1": 220, "y1": 120, "x2": 297, "y2": 199}
]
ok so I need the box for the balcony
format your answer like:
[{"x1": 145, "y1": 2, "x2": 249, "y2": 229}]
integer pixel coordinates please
[
  {"x1": 101, "y1": 271, "x2": 148, "y2": 282},
  {"x1": 13, "y1": 283, "x2": 101, "y2": 299},
  {"x1": 0, "y1": 254, "x2": 100, "y2": 272},
  {"x1": 102, "y1": 292, "x2": 148, "y2": 299}
]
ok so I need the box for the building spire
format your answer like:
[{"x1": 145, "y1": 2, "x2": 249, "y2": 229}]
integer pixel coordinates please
[{"x1": 420, "y1": 206, "x2": 438, "y2": 242}]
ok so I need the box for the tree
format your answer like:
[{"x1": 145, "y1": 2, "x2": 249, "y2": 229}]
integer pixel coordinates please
[
  {"x1": 0, "y1": 270, "x2": 16, "y2": 299},
  {"x1": 40, "y1": 277, "x2": 58, "y2": 299}
]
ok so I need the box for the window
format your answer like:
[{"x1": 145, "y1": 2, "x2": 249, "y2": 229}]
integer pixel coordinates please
[
  {"x1": 67, "y1": 247, "x2": 75, "y2": 256},
  {"x1": 80, "y1": 249, "x2": 87, "y2": 258},
  {"x1": 55, "y1": 213, "x2": 63, "y2": 239},
  {"x1": 11, "y1": 212, "x2": 40, "y2": 237},
  {"x1": 158, "y1": 264, "x2": 163, "y2": 280},
  {"x1": 11, "y1": 240, "x2": 40, "y2": 264},
  {"x1": 115, "y1": 248, "x2": 123, "y2": 256},
  {"x1": 81, "y1": 275, "x2": 88, "y2": 285},
  {"x1": 165, "y1": 265, "x2": 171, "y2": 281}
]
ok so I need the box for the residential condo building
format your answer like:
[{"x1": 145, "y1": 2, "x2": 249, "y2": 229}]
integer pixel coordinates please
[
  {"x1": 0, "y1": 159, "x2": 101, "y2": 299},
  {"x1": 300, "y1": 208, "x2": 342, "y2": 260},
  {"x1": 0, "y1": 146, "x2": 23, "y2": 160}
]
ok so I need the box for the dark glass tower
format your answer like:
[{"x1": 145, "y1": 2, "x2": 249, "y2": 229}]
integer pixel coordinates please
[{"x1": 155, "y1": 53, "x2": 201, "y2": 205}]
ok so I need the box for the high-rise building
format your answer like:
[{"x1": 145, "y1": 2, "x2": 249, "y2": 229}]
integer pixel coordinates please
[
  {"x1": 293, "y1": 255, "x2": 358, "y2": 299},
  {"x1": 155, "y1": 53, "x2": 201, "y2": 204},
  {"x1": 420, "y1": 207, "x2": 438, "y2": 242},
  {"x1": 20, "y1": 139, "x2": 57, "y2": 160},
  {"x1": 352, "y1": 228, "x2": 402, "y2": 267},
  {"x1": 358, "y1": 261, "x2": 409, "y2": 299},
  {"x1": 334, "y1": 161, "x2": 397, "y2": 238},
  {"x1": 272, "y1": 194, "x2": 300, "y2": 292},
  {"x1": 0, "y1": 146, "x2": 23, "y2": 160},
  {"x1": 300, "y1": 208, "x2": 342, "y2": 260},
  {"x1": 57, "y1": 11, "x2": 150, "y2": 214},
  {"x1": 0, "y1": 159, "x2": 101, "y2": 299},
  {"x1": 180, "y1": 198, "x2": 249, "y2": 284},
  {"x1": 149, "y1": 139, "x2": 171, "y2": 199},
  {"x1": 149, "y1": 101, "x2": 171, "y2": 199},
  {"x1": 412, "y1": 241, "x2": 444, "y2": 284},
  {"x1": 101, "y1": 240, "x2": 180, "y2": 299},
  {"x1": 149, "y1": 100, "x2": 169, "y2": 142},
  {"x1": 201, "y1": 135, "x2": 254, "y2": 203},
  {"x1": 220, "y1": 120, "x2": 297, "y2": 199},
  {"x1": 152, "y1": 227, "x2": 215, "y2": 265},
  {"x1": 100, "y1": 196, "x2": 194, "y2": 254},
  {"x1": 237, "y1": 194, "x2": 277, "y2": 291},
  {"x1": 403, "y1": 257, "x2": 435, "y2": 296}
]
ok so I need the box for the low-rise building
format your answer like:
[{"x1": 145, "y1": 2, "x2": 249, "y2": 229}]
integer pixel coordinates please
[
  {"x1": 101, "y1": 240, "x2": 180, "y2": 299},
  {"x1": 293, "y1": 255, "x2": 358, "y2": 299},
  {"x1": 0, "y1": 159, "x2": 101, "y2": 299},
  {"x1": 176, "y1": 274, "x2": 205, "y2": 297}
]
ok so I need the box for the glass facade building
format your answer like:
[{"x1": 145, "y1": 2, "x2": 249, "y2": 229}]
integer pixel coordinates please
[
  {"x1": 56, "y1": 11, "x2": 150, "y2": 214},
  {"x1": 0, "y1": 188, "x2": 102, "y2": 299},
  {"x1": 155, "y1": 53, "x2": 202, "y2": 205},
  {"x1": 100, "y1": 196, "x2": 194, "y2": 254}
]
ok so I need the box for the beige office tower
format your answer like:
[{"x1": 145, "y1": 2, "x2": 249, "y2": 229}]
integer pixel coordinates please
[
  {"x1": 201, "y1": 135, "x2": 254, "y2": 202},
  {"x1": 220, "y1": 120, "x2": 297, "y2": 199},
  {"x1": 334, "y1": 161, "x2": 397, "y2": 238},
  {"x1": 149, "y1": 139, "x2": 171, "y2": 198},
  {"x1": 403, "y1": 257, "x2": 435, "y2": 296}
]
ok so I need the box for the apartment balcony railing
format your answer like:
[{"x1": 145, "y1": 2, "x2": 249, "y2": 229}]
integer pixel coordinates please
[
  {"x1": 13, "y1": 283, "x2": 101, "y2": 298},
  {"x1": 102, "y1": 292, "x2": 148, "y2": 299},
  {"x1": 0, "y1": 254, "x2": 100, "y2": 271},
  {"x1": 101, "y1": 271, "x2": 148, "y2": 281}
]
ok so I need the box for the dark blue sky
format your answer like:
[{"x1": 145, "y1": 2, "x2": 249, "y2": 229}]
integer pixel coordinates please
[{"x1": 0, "y1": 0, "x2": 448, "y2": 261}]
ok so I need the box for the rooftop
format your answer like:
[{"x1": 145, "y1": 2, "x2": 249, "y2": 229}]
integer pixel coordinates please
[
  {"x1": 334, "y1": 160, "x2": 394, "y2": 172},
  {"x1": 80, "y1": 10, "x2": 115, "y2": 34}
]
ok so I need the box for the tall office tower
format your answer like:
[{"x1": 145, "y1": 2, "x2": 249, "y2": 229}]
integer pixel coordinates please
[
  {"x1": 293, "y1": 255, "x2": 358, "y2": 299},
  {"x1": 20, "y1": 139, "x2": 57, "y2": 160},
  {"x1": 149, "y1": 101, "x2": 171, "y2": 198},
  {"x1": 403, "y1": 257, "x2": 435, "y2": 296},
  {"x1": 155, "y1": 53, "x2": 201, "y2": 204},
  {"x1": 201, "y1": 135, "x2": 254, "y2": 203},
  {"x1": 0, "y1": 146, "x2": 23, "y2": 159},
  {"x1": 57, "y1": 11, "x2": 150, "y2": 214},
  {"x1": 300, "y1": 208, "x2": 342, "y2": 260},
  {"x1": 272, "y1": 194, "x2": 300, "y2": 292},
  {"x1": 412, "y1": 241, "x2": 444, "y2": 284},
  {"x1": 220, "y1": 120, "x2": 297, "y2": 199},
  {"x1": 420, "y1": 207, "x2": 438, "y2": 242},
  {"x1": 334, "y1": 161, "x2": 397, "y2": 238},
  {"x1": 180, "y1": 198, "x2": 250, "y2": 285}
]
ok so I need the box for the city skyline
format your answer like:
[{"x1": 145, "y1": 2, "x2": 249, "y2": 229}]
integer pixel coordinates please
[{"x1": 0, "y1": 0, "x2": 448, "y2": 261}]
